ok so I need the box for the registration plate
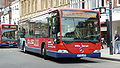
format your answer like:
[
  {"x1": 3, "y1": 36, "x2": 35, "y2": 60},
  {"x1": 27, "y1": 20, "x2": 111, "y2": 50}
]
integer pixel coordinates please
[{"x1": 77, "y1": 54, "x2": 86, "y2": 57}]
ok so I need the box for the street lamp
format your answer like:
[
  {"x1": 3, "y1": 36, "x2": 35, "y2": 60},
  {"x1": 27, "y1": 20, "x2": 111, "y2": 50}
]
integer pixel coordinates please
[{"x1": 107, "y1": 0, "x2": 113, "y2": 55}]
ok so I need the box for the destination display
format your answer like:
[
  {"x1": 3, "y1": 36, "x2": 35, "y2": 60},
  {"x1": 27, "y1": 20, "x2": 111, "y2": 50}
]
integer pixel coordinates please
[
  {"x1": 62, "y1": 10, "x2": 97, "y2": 18},
  {"x1": 2, "y1": 25, "x2": 17, "y2": 29}
]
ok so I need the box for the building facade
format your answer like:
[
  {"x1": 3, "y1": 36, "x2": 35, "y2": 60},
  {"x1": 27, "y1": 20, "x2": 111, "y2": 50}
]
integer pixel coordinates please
[
  {"x1": 0, "y1": 0, "x2": 4, "y2": 23},
  {"x1": 112, "y1": 0, "x2": 120, "y2": 41},
  {"x1": 0, "y1": 0, "x2": 15, "y2": 24},
  {"x1": 20, "y1": 0, "x2": 110, "y2": 22},
  {"x1": 19, "y1": 0, "x2": 109, "y2": 38},
  {"x1": 1, "y1": 6, "x2": 11, "y2": 24},
  {"x1": 20, "y1": 0, "x2": 70, "y2": 22},
  {"x1": 18, "y1": 0, "x2": 120, "y2": 41},
  {"x1": 11, "y1": 0, "x2": 20, "y2": 24}
]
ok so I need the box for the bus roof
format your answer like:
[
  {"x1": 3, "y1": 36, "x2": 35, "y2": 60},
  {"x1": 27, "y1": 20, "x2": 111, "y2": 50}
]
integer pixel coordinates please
[
  {"x1": 0, "y1": 24, "x2": 17, "y2": 26},
  {"x1": 21, "y1": 8, "x2": 100, "y2": 22},
  {"x1": 0, "y1": 24, "x2": 17, "y2": 29},
  {"x1": 31, "y1": 8, "x2": 100, "y2": 19},
  {"x1": 43, "y1": 8, "x2": 100, "y2": 14}
]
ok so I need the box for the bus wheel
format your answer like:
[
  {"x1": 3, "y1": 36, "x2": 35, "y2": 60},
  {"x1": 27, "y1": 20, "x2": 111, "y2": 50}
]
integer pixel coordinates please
[{"x1": 41, "y1": 45, "x2": 48, "y2": 60}]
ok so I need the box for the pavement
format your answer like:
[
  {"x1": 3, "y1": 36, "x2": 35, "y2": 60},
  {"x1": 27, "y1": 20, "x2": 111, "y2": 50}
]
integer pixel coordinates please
[{"x1": 100, "y1": 45, "x2": 120, "y2": 61}]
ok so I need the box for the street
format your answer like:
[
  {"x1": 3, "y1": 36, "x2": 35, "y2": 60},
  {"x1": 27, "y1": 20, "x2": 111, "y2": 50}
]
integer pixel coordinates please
[{"x1": 0, "y1": 48, "x2": 120, "y2": 68}]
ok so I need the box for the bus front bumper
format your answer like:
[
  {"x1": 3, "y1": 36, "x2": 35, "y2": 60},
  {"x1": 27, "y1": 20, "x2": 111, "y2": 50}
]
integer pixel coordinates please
[
  {"x1": 46, "y1": 50, "x2": 101, "y2": 58},
  {"x1": 0, "y1": 43, "x2": 17, "y2": 47}
]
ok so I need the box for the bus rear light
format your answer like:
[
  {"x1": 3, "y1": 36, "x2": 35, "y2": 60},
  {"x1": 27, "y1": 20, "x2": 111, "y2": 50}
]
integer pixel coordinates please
[
  {"x1": 58, "y1": 49, "x2": 69, "y2": 53},
  {"x1": 93, "y1": 49, "x2": 100, "y2": 53}
]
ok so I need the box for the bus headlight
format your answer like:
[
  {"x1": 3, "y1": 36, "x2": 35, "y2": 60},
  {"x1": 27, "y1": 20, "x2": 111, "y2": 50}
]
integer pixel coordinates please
[
  {"x1": 58, "y1": 49, "x2": 69, "y2": 53},
  {"x1": 93, "y1": 50, "x2": 100, "y2": 53}
]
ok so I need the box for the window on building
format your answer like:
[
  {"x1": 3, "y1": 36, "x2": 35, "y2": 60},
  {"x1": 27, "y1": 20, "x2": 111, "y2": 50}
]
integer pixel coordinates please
[
  {"x1": 15, "y1": 6, "x2": 16, "y2": 10},
  {"x1": 16, "y1": 5, "x2": 18, "y2": 8},
  {"x1": 53, "y1": 0, "x2": 56, "y2": 7},
  {"x1": 73, "y1": 0, "x2": 77, "y2": 8},
  {"x1": 48, "y1": 0, "x2": 51, "y2": 8},
  {"x1": 118, "y1": 0, "x2": 120, "y2": 6},
  {"x1": 13, "y1": 7, "x2": 14, "y2": 11},
  {"x1": 118, "y1": 0, "x2": 120, "y2": 4},
  {"x1": 59, "y1": 0, "x2": 62, "y2": 6},
  {"x1": 90, "y1": 0, "x2": 97, "y2": 9},
  {"x1": 51, "y1": 0, "x2": 53, "y2": 8},
  {"x1": 44, "y1": 0, "x2": 46, "y2": 9},
  {"x1": 70, "y1": 0, "x2": 86, "y2": 9},
  {"x1": 89, "y1": 0, "x2": 106, "y2": 9},
  {"x1": 35, "y1": 0, "x2": 37, "y2": 11},
  {"x1": 102, "y1": 0, "x2": 104, "y2": 6},
  {"x1": 82, "y1": 0, "x2": 85, "y2": 9},
  {"x1": 45, "y1": 0, "x2": 48, "y2": 8},
  {"x1": 66, "y1": 0, "x2": 69, "y2": 4},
  {"x1": 27, "y1": 1, "x2": 30, "y2": 13}
]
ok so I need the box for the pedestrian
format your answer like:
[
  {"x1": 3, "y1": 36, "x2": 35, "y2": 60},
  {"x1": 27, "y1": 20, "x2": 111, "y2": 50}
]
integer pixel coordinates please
[
  {"x1": 101, "y1": 38, "x2": 104, "y2": 49},
  {"x1": 101, "y1": 38, "x2": 107, "y2": 49},
  {"x1": 113, "y1": 30, "x2": 120, "y2": 54}
]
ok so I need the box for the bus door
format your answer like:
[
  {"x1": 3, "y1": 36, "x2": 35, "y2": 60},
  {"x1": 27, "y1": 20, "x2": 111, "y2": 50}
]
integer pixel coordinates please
[{"x1": 48, "y1": 14, "x2": 60, "y2": 44}]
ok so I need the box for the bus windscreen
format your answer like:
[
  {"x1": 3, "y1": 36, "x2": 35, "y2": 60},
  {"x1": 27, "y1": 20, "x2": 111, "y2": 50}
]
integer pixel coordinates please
[
  {"x1": 2, "y1": 25, "x2": 17, "y2": 41},
  {"x1": 61, "y1": 10, "x2": 100, "y2": 43}
]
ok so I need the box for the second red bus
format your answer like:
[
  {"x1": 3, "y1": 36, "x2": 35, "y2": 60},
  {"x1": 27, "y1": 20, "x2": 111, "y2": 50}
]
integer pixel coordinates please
[{"x1": 0, "y1": 24, "x2": 18, "y2": 47}]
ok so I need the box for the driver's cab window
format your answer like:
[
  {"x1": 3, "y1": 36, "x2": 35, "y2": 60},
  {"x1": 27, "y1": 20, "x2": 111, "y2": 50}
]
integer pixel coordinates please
[
  {"x1": 48, "y1": 11, "x2": 60, "y2": 43},
  {"x1": 49, "y1": 17, "x2": 58, "y2": 37},
  {"x1": 49, "y1": 12, "x2": 60, "y2": 38}
]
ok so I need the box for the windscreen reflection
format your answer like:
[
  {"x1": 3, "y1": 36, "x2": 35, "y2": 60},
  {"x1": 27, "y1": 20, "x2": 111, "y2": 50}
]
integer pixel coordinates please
[{"x1": 62, "y1": 17, "x2": 100, "y2": 42}]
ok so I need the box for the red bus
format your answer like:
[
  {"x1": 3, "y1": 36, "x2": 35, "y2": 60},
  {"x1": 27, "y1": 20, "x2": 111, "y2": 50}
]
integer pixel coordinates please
[
  {"x1": 18, "y1": 8, "x2": 101, "y2": 59},
  {"x1": 0, "y1": 24, "x2": 18, "y2": 47}
]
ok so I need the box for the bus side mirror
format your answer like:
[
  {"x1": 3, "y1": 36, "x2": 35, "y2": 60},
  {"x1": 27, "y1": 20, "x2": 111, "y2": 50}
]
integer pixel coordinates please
[{"x1": 52, "y1": 27, "x2": 56, "y2": 34}]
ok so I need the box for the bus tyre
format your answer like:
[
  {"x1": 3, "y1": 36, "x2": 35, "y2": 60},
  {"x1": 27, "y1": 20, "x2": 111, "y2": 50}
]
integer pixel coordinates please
[{"x1": 41, "y1": 45, "x2": 48, "y2": 60}]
